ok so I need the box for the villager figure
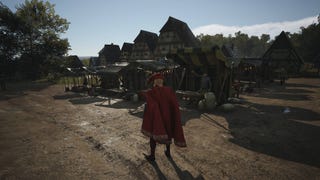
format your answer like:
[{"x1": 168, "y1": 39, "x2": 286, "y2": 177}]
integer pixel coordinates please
[
  {"x1": 83, "y1": 76, "x2": 88, "y2": 90},
  {"x1": 279, "y1": 68, "x2": 287, "y2": 86},
  {"x1": 232, "y1": 82, "x2": 241, "y2": 98},
  {"x1": 140, "y1": 73, "x2": 186, "y2": 161},
  {"x1": 191, "y1": 70, "x2": 212, "y2": 93}
]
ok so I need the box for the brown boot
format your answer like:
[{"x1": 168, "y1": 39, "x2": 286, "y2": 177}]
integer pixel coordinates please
[
  {"x1": 145, "y1": 137, "x2": 156, "y2": 161},
  {"x1": 144, "y1": 154, "x2": 155, "y2": 161},
  {"x1": 165, "y1": 144, "x2": 171, "y2": 158}
]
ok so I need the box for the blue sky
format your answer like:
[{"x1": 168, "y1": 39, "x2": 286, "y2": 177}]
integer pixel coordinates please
[{"x1": 3, "y1": 0, "x2": 320, "y2": 56}]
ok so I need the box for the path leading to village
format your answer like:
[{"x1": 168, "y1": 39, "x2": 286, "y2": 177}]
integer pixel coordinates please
[{"x1": 1, "y1": 78, "x2": 320, "y2": 179}]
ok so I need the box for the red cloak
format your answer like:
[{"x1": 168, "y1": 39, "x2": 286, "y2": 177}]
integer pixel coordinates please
[{"x1": 141, "y1": 86, "x2": 186, "y2": 147}]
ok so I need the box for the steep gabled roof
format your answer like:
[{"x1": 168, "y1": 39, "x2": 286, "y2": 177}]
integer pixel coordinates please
[
  {"x1": 160, "y1": 16, "x2": 199, "y2": 47},
  {"x1": 241, "y1": 58, "x2": 263, "y2": 67},
  {"x1": 98, "y1": 43, "x2": 121, "y2": 64},
  {"x1": 133, "y1": 30, "x2": 158, "y2": 52},
  {"x1": 99, "y1": 44, "x2": 121, "y2": 56},
  {"x1": 262, "y1": 31, "x2": 304, "y2": 65},
  {"x1": 167, "y1": 46, "x2": 228, "y2": 67},
  {"x1": 121, "y1": 42, "x2": 133, "y2": 53},
  {"x1": 66, "y1": 55, "x2": 83, "y2": 68}
]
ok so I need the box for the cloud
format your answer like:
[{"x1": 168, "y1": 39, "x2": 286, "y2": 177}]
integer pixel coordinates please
[{"x1": 193, "y1": 16, "x2": 318, "y2": 39}]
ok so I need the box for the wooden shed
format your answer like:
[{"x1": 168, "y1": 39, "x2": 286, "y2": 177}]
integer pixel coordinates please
[
  {"x1": 63, "y1": 56, "x2": 88, "y2": 91},
  {"x1": 261, "y1": 31, "x2": 304, "y2": 80},
  {"x1": 167, "y1": 46, "x2": 232, "y2": 104},
  {"x1": 121, "y1": 60, "x2": 178, "y2": 92},
  {"x1": 236, "y1": 58, "x2": 262, "y2": 83},
  {"x1": 95, "y1": 62, "x2": 129, "y2": 90}
]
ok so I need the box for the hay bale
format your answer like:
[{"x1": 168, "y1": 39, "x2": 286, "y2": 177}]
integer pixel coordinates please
[
  {"x1": 198, "y1": 99, "x2": 206, "y2": 110},
  {"x1": 204, "y1": 92, "x2": 216, "y2": 102},
  {"x1": 220, "y1": 103, "x2": 235, "y2": 112},
  {"x1": 204, "y1": 92, "x2": 217, "y2": 110},
  {"x1": 131, "y1": 93, "x2": 139, "y2": 102}
]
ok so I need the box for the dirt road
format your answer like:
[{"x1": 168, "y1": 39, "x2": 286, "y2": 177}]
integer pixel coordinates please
[{"x1": 0, "y1": 78, "x2": 320, "y2": 179}]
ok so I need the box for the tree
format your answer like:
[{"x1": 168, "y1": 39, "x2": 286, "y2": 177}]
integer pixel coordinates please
[
  {"x1": 289, "y1": 19, "x2": 320, "y2": 63},
  {"x1": 196, "y1": 31, "x2": 271, "y2": 58},
  {"x1": 231, "y1": 31, "x2": 250, "y2": 57},
  {"x1": 0, "y1": 3, "x2": 24, "y2": 75},
  {"x1": 15, "y1": 0, "x2": 70, "y2": 79},
  {"x1": 197, "y1": 33, "x2": 230, "y2": 48},
  {"x1": 299, "y1": 23, "x2": 320, "y2": 62}
]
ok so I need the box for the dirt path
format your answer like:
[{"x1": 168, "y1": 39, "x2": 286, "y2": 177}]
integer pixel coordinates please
[{"x1": 0, "y1": 78, "x2": 320, "y2": 179}]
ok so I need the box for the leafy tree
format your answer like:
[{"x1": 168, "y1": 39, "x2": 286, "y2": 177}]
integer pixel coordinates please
[
  {"x1": 197, "y1": 31, "x2": 271, "y2": 58},
  {"x1": 0, "y1": 2, "x2": 25, "y2": 77},
  {"x1": 232, "y1": 31, "x2": 250, "y2": 57},
  {"x1": 81, "y1": 58, "x2": 90, "y2": 67},
  {"x1": 14, "y1": 0, "x2": 70, "y2": 79},
  {"x1": 290, "y1": 19, "x2": 320, "y2": 62},
  {"x1": 260, "y1": 34, "x2": 270, "y2": 50},
  {"x1": 197, "y1": 33, "x2": 231, "y2": 48}
]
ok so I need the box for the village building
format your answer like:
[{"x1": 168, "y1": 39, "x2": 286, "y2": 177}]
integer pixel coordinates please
[
  {"x1": 98, "y1": 43, "x2": 121, "y2": 66},
  {"x1": 154, "y1": 16, "x2": 200, "y2": 60},
  {"x1": 261, "y1": 31, "x2": 304, "y2": 80},
  {"x1": 119, "y1": 42, "x2": 133, "y2": 62},
  {"x1": 65, "y1": 55, "x2": 84, "y2": 68},
  {"x1": 236, "y1": 57, "x2": 262, "y2": 84},
  {"x1": 167, "y1": 47, "x2": 231, "y2": 104},
  {"x1": 130, "y1": 30, "x2": 158, "y2": 61}
]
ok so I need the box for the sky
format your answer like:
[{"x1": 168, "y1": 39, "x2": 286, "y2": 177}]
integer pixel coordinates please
[{"x1": 2, "y1": 0, "x2": 320, "y2": 57}]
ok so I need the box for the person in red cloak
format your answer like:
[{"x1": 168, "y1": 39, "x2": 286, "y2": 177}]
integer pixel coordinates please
[{"x1": 140, "y1": 72, "x2": 186, "y2": 161}]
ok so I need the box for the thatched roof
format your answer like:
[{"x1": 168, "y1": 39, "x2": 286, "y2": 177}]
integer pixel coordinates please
[
  {"x1": 167, "y1": 46, "x2": 229, "y2": 68},
  {"x1": 160, "y1": 16, "x2": 200, "y2": 47},
  {"x1": 124, "y1": 60, "x2": 176, "y2": 72},
  {"x1": 262, "y1": 31, "x2": 304, "y2": 67},
  {"x1": 65, "y1": 55, "x2": 83, "y2": 68},
  {"x1": 65, "y1": 66, "x2": 96, "y2": 76},
  {"x1": 133, "y1": 30, "x2": 158, "y2": 52},
  {"x1": 240, "y1": 58, "x2": 262, "y2": 67}
]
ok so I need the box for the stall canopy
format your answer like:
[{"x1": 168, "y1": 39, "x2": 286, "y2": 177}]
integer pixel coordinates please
[
  {"x1": 167, "y1": 46, "x2": 233, "y2": 104},
  {"x1": 95, "y1": 62, "x2": 129, "y2": 75},
  {"x1": 65, "y1": 67, "x2": 89, "y2": 76},
  {"x1": 119, "y1": 60, "x2": 178, "y2": 92},
  {"x1": 167, "y1": 46, "x2": 231, "y2": 68},
  {"x1": 126, "y1": 60, "x2": 177, "y2": 72}
]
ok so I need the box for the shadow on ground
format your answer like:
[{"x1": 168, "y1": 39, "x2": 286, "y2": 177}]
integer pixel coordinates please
[
  {"x1": 147, "y1": 157, "x2": 204, "y2": 180},
  {"x1": 53, "y1": 83, "x2": 320, "y2": 168},
  {"x1": 218, "y1": 102, "x2": 320, "y2": 168},
  {"x1": 250, "y1": 87, "x2": 314, "y2": 101},
  {"x1": 126, "y1": 99, "x2": 202, "y2": 126},
  {"x1": 68, "y1": 96, "x2": 106, "y2": 104},
  {"x1": 0, "y1": 81, "x2": 53, "y2": 101},
  {"x1": 53, "y1": 93, "x2": 84, "y2": 100}
]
